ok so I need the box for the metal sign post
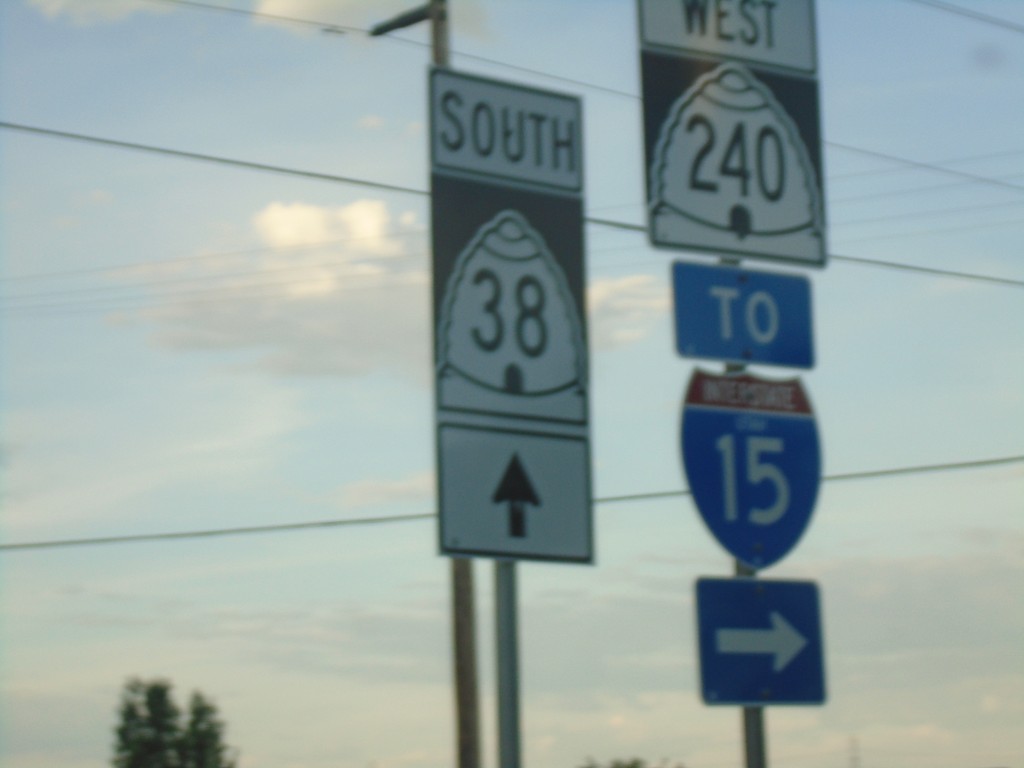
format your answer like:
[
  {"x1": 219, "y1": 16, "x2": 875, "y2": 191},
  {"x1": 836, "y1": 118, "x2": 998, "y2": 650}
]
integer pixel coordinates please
[
  {"x1": 735, "y1": 559, "x2": 766, "y2": 768},
  {"x1": 495, "y1": 561, "x2": 520, "y2": 768}
]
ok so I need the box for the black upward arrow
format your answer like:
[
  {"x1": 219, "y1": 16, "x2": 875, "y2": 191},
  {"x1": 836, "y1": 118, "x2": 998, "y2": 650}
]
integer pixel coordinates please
[{"x1": 492, "y1": 454, "x2": 541, "y2": 539}]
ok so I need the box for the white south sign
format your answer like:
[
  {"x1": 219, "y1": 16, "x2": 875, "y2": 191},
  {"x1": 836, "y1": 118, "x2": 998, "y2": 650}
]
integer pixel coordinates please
[{"x1": 430, "y1": 69, "x2": 591, "y2": 563}]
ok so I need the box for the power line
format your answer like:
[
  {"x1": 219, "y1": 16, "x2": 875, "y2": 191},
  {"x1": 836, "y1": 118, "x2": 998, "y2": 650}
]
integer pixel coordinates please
[
  {"x1": 834, "y1": 216, "x2": 1024, "y2": 247},
  {"x1": 829, "y1": 148, "x2": 1024, "y2": 182},
  {"x1": 828, "y1": 142, "x2": 1024, "y2": 195},
  {"x1": 141, "y1": 0, "x2": 359, "y2": 34},
  {"x1": 822, "y1": 455, "x2": 1024, "y2": 483},
  {"x1": 11, "y1": 200, "x2": 1017, "y2": 311},
  {"x1": 2, "y1": 121, "x2": 1022, "y2": 294},
  {"x1": 0, "y1": 230, "x2": 428, "y2": 285},
  {"x1": 901, "y1": 0, "x2": 1024, "y2": 35},
  {"x1": 4, "y1": 197, "x2": 1019, "y2": 314},
  {"x1": 148, "y1": 0, "x2": 1024, "y2": 89},
  {"x1": 831, "y1": 252, "x2": 1024, "y2": 288},
  {"x1": 4, "y1": 233, "x2": 1021, "y2": 321},
  {"x1": 7, "y1": 119, "x2": 1024, "y2": 209},
  {"x1": 139, "y1": 0, "x2": 638, "y2": 99},
  {"x1": 1, "y1": 241, "x2": 1020, "y2": 321},
  {"x1": 1, "y1": 262, "x2": 428, "y2": 317},
  {"x1": 831, "y1": 199, "x2": 1024, "y2": 229},
  {"x1": 830, "y1": 172, "x2": 1024, "y2": 205},
  {"x1": 0, "y1": 512, "x2": 434, "y2": 552},
  {"x1": 582, "y1": 219, "x2": 1024, "y2": 289},
  {"x1": 0, "y1": 122, "x2": 425, "y2": 197},
  {"x1": 0, "y1": 232, "x2": 428, "y2": 304},
  {"x1": 126, "y1": 0, "x2": 1024, "y2": 194},
  {"x1": 2, "y1": 455, "x2": 1021, "y2": 553}
]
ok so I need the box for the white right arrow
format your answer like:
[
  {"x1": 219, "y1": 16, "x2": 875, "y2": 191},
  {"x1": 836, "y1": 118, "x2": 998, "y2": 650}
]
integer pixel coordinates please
[{"x1": 716, "y1": 612, "x2": 808, "y2": 672}]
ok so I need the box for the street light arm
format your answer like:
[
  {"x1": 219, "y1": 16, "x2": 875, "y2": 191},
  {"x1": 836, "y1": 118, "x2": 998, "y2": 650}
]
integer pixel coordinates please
[{"x1": 368, "y1": 3, "x2": 431, "y2": 36}]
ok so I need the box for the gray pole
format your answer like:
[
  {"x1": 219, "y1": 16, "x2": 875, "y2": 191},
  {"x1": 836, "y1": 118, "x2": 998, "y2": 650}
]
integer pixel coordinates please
[
  {"x1": 721, "y1": 261, "x2": 768, "y2": 768},
  {"x1": 452, "y1": 556, "x2": 481, "y2": 768},
  {"x1": 495, "y1": 560, "x2": 521, "y2": 768},
  {"x1": 431, "y1": 6, "x2": 482, "y2": 768},
  {"x1": 735, "y1": 558, "x2": 767, "y2": 768},
  {"x1": 370, "y1": 4, "x2": 481, "y2": 767},
  {"x1": 430, "y1": 0, "x2": 449, "y2": 70}
]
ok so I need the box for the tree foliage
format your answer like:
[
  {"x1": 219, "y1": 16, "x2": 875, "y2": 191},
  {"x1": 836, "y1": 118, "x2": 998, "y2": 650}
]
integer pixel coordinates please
[
  {"x1": 112, "y1": 678, "x2": 237, "y2": 768},
  {"x1": 579, "y1": 759, "x2": 688, "y2": 768},
  {"x1": 181, "y1": 691, "x2": 235, "y2": 768}
]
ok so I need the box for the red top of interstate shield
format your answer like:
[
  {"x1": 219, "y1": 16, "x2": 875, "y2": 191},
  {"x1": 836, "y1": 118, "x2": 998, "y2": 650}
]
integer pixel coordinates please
[{"x1": 684, "y1": 370, "x2": 812, "y2": 416}]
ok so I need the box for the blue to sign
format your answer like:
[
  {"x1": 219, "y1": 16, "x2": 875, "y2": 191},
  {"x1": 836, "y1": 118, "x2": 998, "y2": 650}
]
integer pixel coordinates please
[
  {"x1": 672, "y1": 261, "x2": 813, "y2": 369},
  {"x1": 696, "y1": 577, "x2": 825, "y2": 706},
  {"x1": 682, "y1": 370, "x2": 821, "y2": 570}
]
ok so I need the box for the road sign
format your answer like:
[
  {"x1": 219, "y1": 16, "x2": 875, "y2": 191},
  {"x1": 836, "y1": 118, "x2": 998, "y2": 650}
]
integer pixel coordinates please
[
  {"x1": 696, "y1": 577, "x2": 825, "y2": 705},
  {"x1": 438, "y1": 424, "x2": 589, "y2": 560},
  {"x1": 672, "y1": 261, "x2": 813, "y2": 368},
  {"x1": 681, "y1": 370, "x2": 820, "y2": 570},
  {"x1": 431, "y1": 69, "x2": 591, "y2": 563},
  {"x1": 638, "y1": 0, "x2": 826, "y2": 266}
]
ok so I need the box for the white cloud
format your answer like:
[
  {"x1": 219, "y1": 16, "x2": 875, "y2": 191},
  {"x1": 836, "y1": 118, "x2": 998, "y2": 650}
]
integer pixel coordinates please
[
  {"x1": 114, "y1": 198, "x2": 431, "y2": 379},
  {"x1": 336, "y1": 470, "x2": 435, "y2": 509},
  {"x1": 587, "y1": 274, "x2": 669, "y2": 350},
  {"x1": 139, "y1": 263, "x2": 431, "y2": 377},
  {"x1": 252, "y1": 199, "x2": 404, "y2": 256},
  {"x1": 253, "y1": 0, "x2": 384, "y2": 31},
  {"x1": 1, "y1": 378, "x2": 306, "y2": 535},
  {"x1": 255, "y1": 0, "x2": 491, "y2": 39},
  {"x1": 115, "y1": 203, "x2": 669, "y2": 381},
  {"x1": 29, "y1": 0, "x2": 161, "y2": 24}
]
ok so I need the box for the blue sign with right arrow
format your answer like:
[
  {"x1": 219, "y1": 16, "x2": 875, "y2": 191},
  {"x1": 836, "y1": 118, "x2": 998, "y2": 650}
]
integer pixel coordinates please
[{"x1": 696, "y1": 577, "x2": 825, "y2": 706}]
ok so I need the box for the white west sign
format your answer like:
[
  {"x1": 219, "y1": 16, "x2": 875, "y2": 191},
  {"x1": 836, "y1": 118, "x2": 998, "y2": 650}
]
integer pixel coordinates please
[{"x1": 638, "y1": 0, "x2": 826, "y2": 267}]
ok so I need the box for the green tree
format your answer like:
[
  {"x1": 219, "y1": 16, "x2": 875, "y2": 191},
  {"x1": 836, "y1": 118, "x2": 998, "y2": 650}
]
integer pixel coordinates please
[
  {"x1": 112, "y1": 679, "x2": 237, "y2": 768},
  {"x1": 113, "y1": 679, "x2": 183, "y2": 768},
  {"x1": 181, "y1": 691, "x2": 237, "y2": 768},
  {"x1": 580, "y1": 759, "x2": 687, "y2": 768}
]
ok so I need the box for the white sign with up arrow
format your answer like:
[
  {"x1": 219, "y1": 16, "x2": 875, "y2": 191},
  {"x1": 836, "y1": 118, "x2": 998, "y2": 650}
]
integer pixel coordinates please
[{"x1": 438, "y1": 424, "x2": 589, "y2": 561}]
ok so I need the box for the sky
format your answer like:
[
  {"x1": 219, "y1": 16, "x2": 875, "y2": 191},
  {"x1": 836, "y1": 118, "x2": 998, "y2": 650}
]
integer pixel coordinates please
[{"x1": 0, "y1": 1, "x2": 1022, "y2": 767}]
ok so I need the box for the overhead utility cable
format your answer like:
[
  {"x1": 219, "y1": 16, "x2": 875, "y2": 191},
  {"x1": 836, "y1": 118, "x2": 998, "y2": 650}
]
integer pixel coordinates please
[
  {"x1": 142, "y1": 0, "x2": 358, "y2": 34},
  {"x1": 1, "y1": 455, "x2": 1021, "y2": 552},
  {"x1": 138, "y1": 0, "x2": 637, "y2": 98},
  {"x1": 0, "y1": 122, "x2": 424, "y2": 197},
  {"x1": 2, "y1": 121, "x2": 1022, "y2": 291},
  {"x1": 147, "y1": 0, "x2": 1024, "y2": 61},
  {"x1": 5, "y1": 121, "x2": 1021, "y2": 204},
  {"x1": 830, "y1": 148, "x2": 1024, "y2": 182},
  {"x1": 582, "y1": 218, "x2": 1024, "y2": 288},
  {"x1": 901, "y1": 0, "x2": 1024, "y2": 35},
  {"x1": 827, "y1": 142, "x2": 1024, "y2": 195}
]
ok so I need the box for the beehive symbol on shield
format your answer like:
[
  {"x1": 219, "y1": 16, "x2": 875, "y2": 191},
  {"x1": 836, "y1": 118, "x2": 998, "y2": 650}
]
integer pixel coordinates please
[
  {"x1": 437, "y1": 209, "x2": 586, "y2": 424},
  {"x1": 650, "y1": 63, "x2": 825, "y2": 263}
]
